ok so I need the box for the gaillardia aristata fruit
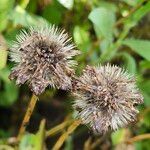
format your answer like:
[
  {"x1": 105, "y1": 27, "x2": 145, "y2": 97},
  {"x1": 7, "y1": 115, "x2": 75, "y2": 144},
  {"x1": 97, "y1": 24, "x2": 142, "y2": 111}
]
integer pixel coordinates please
[
  {"x1": 73, "y1": 64, "x2": 143, "y2": 134},
  {"x1": 9, "y1": 25, "x2": 80, "y2": 95}
]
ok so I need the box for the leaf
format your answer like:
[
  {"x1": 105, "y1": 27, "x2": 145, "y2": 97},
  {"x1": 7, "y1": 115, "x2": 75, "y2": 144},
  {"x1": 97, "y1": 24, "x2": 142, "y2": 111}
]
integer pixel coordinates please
[
  {"x1": 0, "y1": 0, "x2": 14, "y2": 32},
  {"x1": 88, "y1": 7, "x2": 116, "y2": 41},
  {"x1": 123, "y1": 39, "x2": 150, "y2": 61},
  {"x1": 122, "y1": 0, "x2": 141, "y2": 6},
  {"x1": 19, "y1": 120, "x2": 46, "y2": 150},
  {"x1": 116, "y1": 52, "x2": 137, "y2": 74},
  {"x1": 73, "y1": 26, "x2": 90, "y2": 45},
  {"x1": 0, "y1": 67, "x2": 19, "y2": 107},
  {"x1": 57, "y1": 0, "x2": 74, "y2": 9},
  {"x1": 139, "y1": 80, "x2": 150, "y2": 106},
  {"x1": 64, "y1": 136, "x2": 73, "y2": 150},
  {"x1": 0, "y1": 50, "x2": 7, "y2": 70},
  {"x1": 140, "y1": 60, "x2": 150, "y2": 69},
  {"x1": 0, "y1": 145, "x2": 14, "y2": 150},
  {"x1": 10, "y1": 5, "x2": 47, "y2": 27},
  {"x1": 111, "y1": 129, "x2": 126, "y2": 145},
  {"x1": 42, "y1": 3, "x2": 63, "y2": 25},
  {"x1": 19, "y1": 134, "x2": 37, "y2": 150},
  {"x1": 126, "y1": 1, "x2": 150, "y2": 25}
]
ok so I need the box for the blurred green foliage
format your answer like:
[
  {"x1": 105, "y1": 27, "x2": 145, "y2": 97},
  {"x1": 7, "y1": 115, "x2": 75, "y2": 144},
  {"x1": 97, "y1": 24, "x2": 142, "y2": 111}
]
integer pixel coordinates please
[{"x1": 0, "y1": 0, "x2": 150, "y2": 149}]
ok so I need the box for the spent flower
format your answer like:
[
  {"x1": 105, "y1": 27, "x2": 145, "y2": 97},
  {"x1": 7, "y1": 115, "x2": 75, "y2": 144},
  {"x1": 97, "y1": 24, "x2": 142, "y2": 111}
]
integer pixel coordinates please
[
  {"x1": 9, "y1": 24, "x2": 80, "y2": 95},
  {"x1": 73, "y1": 64, "x2": 143, "y2": 134}
]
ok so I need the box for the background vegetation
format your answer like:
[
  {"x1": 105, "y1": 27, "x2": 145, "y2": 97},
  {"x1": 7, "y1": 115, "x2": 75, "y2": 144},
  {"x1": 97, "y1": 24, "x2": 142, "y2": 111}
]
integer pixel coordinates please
[{"x1": 0, "y1": 0, "x2": 150, "y2": 149}]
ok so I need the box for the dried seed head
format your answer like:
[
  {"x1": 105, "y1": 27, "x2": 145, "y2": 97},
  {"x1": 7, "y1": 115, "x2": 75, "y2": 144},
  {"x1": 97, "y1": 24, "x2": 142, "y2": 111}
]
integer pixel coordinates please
[
  {"x1": 9, "y1": 25, "x2": 80, "y2": 95},
  {"x1": 73, "y1": 64, "x2": 143, "y2": 134}
]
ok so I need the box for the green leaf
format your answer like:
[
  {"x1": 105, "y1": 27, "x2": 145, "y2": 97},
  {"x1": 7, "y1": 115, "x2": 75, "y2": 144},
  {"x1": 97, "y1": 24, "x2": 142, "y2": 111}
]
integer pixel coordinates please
[
  {"x1": 126, "y1": 1, "x2": 150, "y2": 25},
  {"x1": 0, "y1": 50, "x2": 7, "y2": 70},
  {"x1": 122, "y1": 0, "x2": 141, "y2": 6},
  {"x1": 139, "y1": 80, "x2": 150, "y2": 106},
  {"x1": 123, "y1": 39, "x2": 150, "y2": 61},
  {"x1": 140, "y1": 60, "x2": 150, "y2": 69},
  {"x1": 0, "y1": 67, "x2": 19, "y2": 107},
  {"x1": 64, "y1": 136, "x2": 73, "y2": 150},
  {"x1": 0, "y1": 0, "x2": 14, "y2": 32},
  {"x1": 73, "y1": 26, "x2": 90, "y2": 45},
  {"x1": 57, "y1": 0, "x2": 74, "y2": 9},
  {"x1": 111, "y1": 129, "x2": 126, "y2": 145},
  {"x1": 19, "y1": 134, "x2": 38, "y2": 150},
  {"x1": 116, "y1": 52, "x2": 137, "y2": 74},
  {"x1": 10, "y1": 5, "x2": 47, "y2": 27},
  {"x1": 88, "y1": 7, "x2": 116, "y2": 41},
  {"x1": 19, "y1": 120, "x2": 46, "y2": 150}
]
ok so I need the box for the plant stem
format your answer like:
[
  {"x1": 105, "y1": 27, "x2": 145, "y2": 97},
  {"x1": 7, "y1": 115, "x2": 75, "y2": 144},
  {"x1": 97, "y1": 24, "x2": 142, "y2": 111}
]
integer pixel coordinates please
[
  {"x1": 46, "y1": 119, "x2": 73, "y2": 137},
  {"x1": 126, "y1": 133, "x2": 150, "y2": 144},
  {"x1": 17, "y1": 94, "x2": 38, "y2": 141},
  {"x1": 52, "y1": 120, "x2": 81, "y2": 150}
]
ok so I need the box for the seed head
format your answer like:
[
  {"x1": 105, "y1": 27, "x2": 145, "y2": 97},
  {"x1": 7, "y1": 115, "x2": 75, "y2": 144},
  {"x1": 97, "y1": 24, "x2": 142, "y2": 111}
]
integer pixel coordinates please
[
  {"x1": 73, "y1": 64, "x2": 143, "y2": 134},
  {"x1": 9, "y1": 25, "x2": 80, "y2": 95}
]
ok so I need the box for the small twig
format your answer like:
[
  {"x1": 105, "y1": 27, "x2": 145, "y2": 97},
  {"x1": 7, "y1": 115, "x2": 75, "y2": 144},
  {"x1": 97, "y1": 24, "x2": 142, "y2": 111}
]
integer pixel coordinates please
[
  {"x1": 126, "y1": 133, "x2": 150, "y2": 144},
  {"x1": 17, "y1": 94, "x2": 38, "y2": 141},
  {"x1": 52, "y1": 120, "x2": 81, "y2": 150}
]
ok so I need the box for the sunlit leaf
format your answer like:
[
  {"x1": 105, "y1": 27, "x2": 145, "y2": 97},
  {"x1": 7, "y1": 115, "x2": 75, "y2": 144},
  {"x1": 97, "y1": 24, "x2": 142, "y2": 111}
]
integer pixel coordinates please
[
  {"x1": 0, "y1": 50, "x2": 7, "y2": 70},
  {"x1": 73, "y1": 26, "x2": 90, "y2": 45},
  {"x1": 111, "y1": 129, "x2": 126, "y2": 145},
  {"x1": 0, "y1": 0, "x2": 14, "y2": 32},
  {"x1": 19, "y1": 120, "x2": 46, "y2": 150},
  {"x1": 57, "y1": 0, "x2": 74, "y2": 9}
]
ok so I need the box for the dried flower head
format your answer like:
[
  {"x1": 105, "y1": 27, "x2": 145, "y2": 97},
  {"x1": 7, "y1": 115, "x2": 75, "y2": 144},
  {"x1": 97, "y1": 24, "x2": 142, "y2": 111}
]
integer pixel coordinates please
[
  {"x1": 73, "y1": 64, "x2": 143, "y2": 134},
  {"x1": 9, "y1": 25, "x2": 80, "y2": 95}
]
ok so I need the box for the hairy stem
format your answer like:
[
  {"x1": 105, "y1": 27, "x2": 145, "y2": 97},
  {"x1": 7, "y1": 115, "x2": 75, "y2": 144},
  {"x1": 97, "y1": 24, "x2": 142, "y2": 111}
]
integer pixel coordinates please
[{"x1": 17, "y1": 94, "x2": 38, "y2": 141}]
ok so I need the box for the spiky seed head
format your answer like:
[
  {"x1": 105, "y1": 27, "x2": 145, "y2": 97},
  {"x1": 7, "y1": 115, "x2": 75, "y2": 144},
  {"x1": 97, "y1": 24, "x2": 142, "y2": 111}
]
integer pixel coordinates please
[
  {"x1": 9, "y1": 24, "x2": 80, "y2": 95},
  {"x1": 73, "y1": 64, "x2": 143, "y2": 134}
]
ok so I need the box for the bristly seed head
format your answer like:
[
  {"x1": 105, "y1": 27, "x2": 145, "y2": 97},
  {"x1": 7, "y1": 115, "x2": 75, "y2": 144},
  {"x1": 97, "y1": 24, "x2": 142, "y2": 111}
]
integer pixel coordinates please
[
  {"x1": 73, "y1": 64, "x2": 143, "y2": 134},
  {"x1": 9, "y1": 24, "x2": 80, "y2": 95}
]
